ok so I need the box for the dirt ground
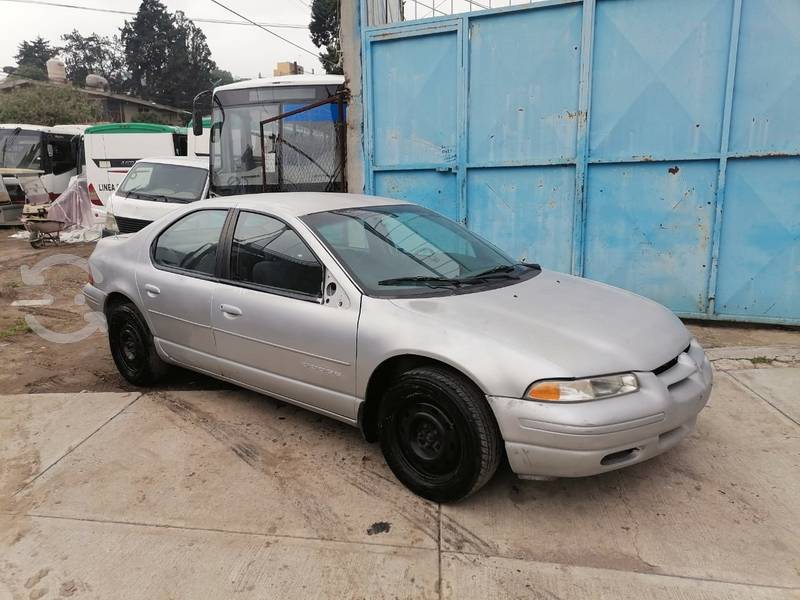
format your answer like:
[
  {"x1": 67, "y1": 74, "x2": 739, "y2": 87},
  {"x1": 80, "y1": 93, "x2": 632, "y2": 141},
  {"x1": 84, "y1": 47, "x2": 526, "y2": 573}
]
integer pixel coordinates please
[
  {"x1": 0, "y1": 230, "x2": 797, "y2": 395},
  {"x1": 0, "y1": 231, "x2": 227, "y2": 394}
]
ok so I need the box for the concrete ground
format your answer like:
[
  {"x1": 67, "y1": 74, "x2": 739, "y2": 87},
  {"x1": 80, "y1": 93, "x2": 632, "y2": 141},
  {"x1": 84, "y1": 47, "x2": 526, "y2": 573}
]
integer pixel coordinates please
[{"x1": 1, "y1": 352, "x2": 799, "y2": 598}]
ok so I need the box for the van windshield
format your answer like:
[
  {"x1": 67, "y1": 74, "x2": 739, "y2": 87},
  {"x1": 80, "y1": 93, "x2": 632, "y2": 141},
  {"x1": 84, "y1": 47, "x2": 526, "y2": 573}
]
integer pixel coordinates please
[
  {"x1": 0, "y1": 129, "x2": 44, "y2": 170},
  {"x1": 118, "y1": 162, "x2": 208, "y2": 203}
]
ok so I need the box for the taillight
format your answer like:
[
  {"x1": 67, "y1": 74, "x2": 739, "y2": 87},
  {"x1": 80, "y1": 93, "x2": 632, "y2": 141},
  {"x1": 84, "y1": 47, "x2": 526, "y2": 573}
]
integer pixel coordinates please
[{"x1": 88, "y1": 183, "x2": 103, "y2": 206}]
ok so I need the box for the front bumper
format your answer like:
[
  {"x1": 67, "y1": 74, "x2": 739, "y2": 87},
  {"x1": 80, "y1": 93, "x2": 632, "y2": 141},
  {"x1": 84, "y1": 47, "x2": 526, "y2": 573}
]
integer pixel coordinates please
[{"x1": 488, "y1": 340, "x2": 713, "y2": 479}]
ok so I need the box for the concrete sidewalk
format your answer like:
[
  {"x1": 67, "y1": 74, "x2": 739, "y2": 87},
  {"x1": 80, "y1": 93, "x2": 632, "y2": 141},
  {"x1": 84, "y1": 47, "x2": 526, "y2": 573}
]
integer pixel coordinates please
[{"x1": 1, "y1": 353, "x2": 799, "y2": 599}]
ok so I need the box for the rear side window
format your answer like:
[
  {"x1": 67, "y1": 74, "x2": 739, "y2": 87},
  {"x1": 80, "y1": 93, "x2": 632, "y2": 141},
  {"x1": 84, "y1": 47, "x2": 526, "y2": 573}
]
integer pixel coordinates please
[
  {"x1": 153, "y1": 209, "x2": 227, "y2": 276},
  {"x1": 230, "y1": 211, "x2": 323, "y2": 297}
]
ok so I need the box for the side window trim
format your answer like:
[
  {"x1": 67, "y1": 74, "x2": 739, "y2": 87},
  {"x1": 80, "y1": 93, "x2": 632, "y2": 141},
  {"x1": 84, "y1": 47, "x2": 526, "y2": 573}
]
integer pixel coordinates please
[
  {"x1": 219, "y1": 209, "x2": 325, "y2": 303},
  {"x1": 149, "y1": 207, "x2": 233, "y2": 281}
]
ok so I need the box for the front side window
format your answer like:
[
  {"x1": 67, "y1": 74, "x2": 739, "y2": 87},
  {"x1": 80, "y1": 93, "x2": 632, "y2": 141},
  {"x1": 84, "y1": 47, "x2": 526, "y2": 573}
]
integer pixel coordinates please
[
  {"x1": 153, "y1": 209, "x2": 227, "y2": 276},
  {"x1": 230, "y1": 211, "x2": 323, "y2": 297},
  {"x1": 119, "y1": 162, "x2": 208, "y2": 203},
  {"x1": 304, "y1": 204, "x2": 536, "y2": 297}
]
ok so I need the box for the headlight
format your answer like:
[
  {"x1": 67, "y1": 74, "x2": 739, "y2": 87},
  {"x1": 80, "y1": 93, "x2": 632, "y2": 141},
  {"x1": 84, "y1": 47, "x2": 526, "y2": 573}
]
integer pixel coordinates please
[
  {"x1": 104, "y1": 212, "x2": 119, "y2": 234},
  {"x1": 525, "y1": 373, "x2": 639, "y2": 402}
]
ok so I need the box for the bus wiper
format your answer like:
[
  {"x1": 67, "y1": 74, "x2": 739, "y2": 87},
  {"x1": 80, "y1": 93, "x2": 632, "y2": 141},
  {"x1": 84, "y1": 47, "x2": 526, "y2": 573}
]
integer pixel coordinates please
[{"x1": 378, "y1": 276, "x2": 462, "y2": 287}]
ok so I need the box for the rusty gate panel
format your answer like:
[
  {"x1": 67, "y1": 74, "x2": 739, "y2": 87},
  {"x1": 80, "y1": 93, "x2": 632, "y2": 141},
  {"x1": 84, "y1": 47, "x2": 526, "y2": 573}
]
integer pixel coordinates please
[
  {"x1": 584, "y1": 161, "x2": 716, "y2": 314},
  {"x1": 361, "y1": 0, "x2": 800, "y2": 324}
]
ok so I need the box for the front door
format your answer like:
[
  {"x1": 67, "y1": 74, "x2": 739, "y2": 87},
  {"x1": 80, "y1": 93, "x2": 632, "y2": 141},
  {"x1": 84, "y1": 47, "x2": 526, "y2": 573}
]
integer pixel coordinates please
[
  {"x1": 137, "y1": 208, "x2": 229, "y2": 374},
  {"x1": 211, "y1": 210, "x2": 360, "y2": 420}
]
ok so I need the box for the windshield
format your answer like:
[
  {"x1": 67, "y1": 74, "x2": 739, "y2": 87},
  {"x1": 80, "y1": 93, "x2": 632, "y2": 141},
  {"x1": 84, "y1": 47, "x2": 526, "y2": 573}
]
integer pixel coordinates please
[
  {"x1": 303, "y1": 204, "x2": 537, "y2": 297},
  {"x1": 0, "y1": 129, "x2": 44, "y2": 170},
  {"x1": 118, "y1": 162, "x2": 208, "y2": 203},
  {"x1": 210, "y1": 84, "x2": 343, "y2": 196}
]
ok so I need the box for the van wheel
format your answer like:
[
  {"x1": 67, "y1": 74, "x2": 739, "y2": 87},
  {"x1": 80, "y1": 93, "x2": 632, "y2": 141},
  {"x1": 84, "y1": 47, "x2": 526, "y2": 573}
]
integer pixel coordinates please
[
  {"x1": 107, "y1": 302, "x2": 168, "y2": 386},
  {"x1": 378, "y1": 366, "x2": 502, "y2": 503}
]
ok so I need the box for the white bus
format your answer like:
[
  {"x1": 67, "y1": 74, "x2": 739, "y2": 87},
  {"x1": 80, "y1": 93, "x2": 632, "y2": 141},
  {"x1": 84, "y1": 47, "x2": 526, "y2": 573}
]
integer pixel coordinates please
[
  {"x1": 82, "y1": 123, "x2": 188, "y2": 219},
  {"x1": 0, "y1": 123, "x2": 86, "y2": 223},
  {"x1": 191, "y1": 74, "x2": 346, "y2": 197},
  {"x1": 187, "y1": 116, "x2": 211, "y2": 158}
]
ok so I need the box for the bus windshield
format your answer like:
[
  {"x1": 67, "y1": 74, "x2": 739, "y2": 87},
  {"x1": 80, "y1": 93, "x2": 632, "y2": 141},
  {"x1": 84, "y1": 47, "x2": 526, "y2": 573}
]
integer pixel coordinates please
[
  {"x1": 210, "y1": 83, "x2": 344, "y2": 196},
  {"x1": 0, "y1": 128, "x2": 44, "y2": 170}
]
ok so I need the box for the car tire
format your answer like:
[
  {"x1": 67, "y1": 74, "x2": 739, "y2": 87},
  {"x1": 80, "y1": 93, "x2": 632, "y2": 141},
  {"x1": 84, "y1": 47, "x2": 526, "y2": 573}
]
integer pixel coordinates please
[
  {"x1": 107, "y1": 302, "x2": 168, "y2": 386},
  {"x1": 378, "y1": 366, "x2": 502, "y2": 503}
]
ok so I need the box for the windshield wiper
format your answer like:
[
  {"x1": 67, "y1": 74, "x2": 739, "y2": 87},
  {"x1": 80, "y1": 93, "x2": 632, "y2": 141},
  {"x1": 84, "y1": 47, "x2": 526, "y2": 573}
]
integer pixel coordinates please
[
  {"x1": 465, "y1": 264, "x2": 518, "y2": 279},
  {"x1": 378, "y1": 276, "x2": 462, "y2": 287}
]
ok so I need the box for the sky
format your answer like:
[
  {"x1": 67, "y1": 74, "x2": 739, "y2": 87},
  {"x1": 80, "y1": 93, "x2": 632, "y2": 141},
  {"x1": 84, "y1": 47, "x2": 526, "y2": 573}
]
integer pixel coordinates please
[{"x1": 0, "y1": 0, "x2": 323, "y2": 80}]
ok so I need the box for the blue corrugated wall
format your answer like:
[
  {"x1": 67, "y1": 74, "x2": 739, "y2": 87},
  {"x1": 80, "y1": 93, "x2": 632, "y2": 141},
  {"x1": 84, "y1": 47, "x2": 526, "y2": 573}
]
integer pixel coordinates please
[{"x1": 360, "y1": 0, "x2": 800, "y2": 324}]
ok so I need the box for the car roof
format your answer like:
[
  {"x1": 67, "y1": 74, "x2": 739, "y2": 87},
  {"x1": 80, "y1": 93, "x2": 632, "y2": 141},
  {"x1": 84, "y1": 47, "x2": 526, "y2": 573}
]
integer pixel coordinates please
[
  {"x1": 135, "y1": 156, "x2": 208, "y2": 169},
  {"x1": 191, "y1": 192, "x2": 408, "y2": 219}
]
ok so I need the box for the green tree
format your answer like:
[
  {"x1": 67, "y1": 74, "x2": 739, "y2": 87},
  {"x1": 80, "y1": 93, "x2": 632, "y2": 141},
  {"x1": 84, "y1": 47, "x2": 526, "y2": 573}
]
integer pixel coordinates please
[
  {"x1": 210, "y1": 68, "x2": 235, "y2": 86},
  {"x1": 166, "y1": 11, "x2": 218, "y2": 108},
  {"x1": 0, "y1": 85, "x2": 101, "y2": 126},
  {"x1": 8, "y1": 64, "x2": 48, "y2": 81},
  {"x1": 120, "y1": 0, "x2": 174, "y2": 101},
  {"x1": 61, "y1": 31, "x2": 127, "y2": 91},
  {"x1": 14, "y1": 36, "x2": 58, "y2": 71},
  {"x1": 120, "y1": 1, "x2": 217, "y2": 109},
  {"x1": 310, "y1": 0, "x2": 342, "y2": 74}
]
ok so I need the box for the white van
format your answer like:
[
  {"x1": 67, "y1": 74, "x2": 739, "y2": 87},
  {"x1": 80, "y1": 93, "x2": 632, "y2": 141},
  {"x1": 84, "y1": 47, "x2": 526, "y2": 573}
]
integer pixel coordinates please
[
  {"x1": 0, "y1": 123, "x2": 86, "y2": 223},
  {"x1": 83, "y1": 123, "x2": 188, "y2": 220},
  {"x1": 103, "y1": 156, "x2": 209, "y2": 236}
]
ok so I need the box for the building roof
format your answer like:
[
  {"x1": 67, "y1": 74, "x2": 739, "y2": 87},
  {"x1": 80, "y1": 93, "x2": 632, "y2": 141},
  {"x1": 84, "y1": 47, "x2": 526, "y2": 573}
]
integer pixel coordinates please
[
  {"x1": 214, "y1": 74, "x2": 344, "y2": 94},
  {"x1": 85, "y1": 123, "x2": 185, "y2": 135},
  {"x1": 0, "y1": 77, "x2": 188, "y2": 116}
]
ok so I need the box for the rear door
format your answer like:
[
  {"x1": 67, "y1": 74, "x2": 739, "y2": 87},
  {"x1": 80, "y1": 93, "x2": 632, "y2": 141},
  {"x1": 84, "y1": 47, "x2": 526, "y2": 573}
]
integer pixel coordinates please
[
  {"x1": 137, "y1": 208, "x2": 229, "y2": 375},
  {"x1": 211, "y1": 210, "x2": 360, "y2": 420}
]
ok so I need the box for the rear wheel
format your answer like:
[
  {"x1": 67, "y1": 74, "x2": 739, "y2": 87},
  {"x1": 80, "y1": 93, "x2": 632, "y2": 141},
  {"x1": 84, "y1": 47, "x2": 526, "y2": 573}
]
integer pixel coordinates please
[
  {"x1": 378, "y1": 366, "x2": 502, "y2": 503},
  {"x1": 107, "y1": 302, "x2": 168, "y2": 386}
]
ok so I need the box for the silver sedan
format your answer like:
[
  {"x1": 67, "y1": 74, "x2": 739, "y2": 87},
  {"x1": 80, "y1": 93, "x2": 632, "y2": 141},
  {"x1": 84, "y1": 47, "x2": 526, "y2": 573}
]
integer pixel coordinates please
[{"x1": 84, "y1": 193, "x2": 713, "y2": 502}]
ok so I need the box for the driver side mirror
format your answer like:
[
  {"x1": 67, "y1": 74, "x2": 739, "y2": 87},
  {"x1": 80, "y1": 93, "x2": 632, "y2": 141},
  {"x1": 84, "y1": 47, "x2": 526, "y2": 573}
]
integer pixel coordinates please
[{"x1": 191, "y1": 89, "x2": 211, "y2": 136}]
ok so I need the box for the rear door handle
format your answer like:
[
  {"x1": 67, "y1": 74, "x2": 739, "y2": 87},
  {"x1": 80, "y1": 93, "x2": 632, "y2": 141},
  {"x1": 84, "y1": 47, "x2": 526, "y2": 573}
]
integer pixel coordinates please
[
  {"x1": 144, "y1": 284, "x2": 160, "y2": 296},
  {"x1": 219, "y1": 303, "x2": 242, "y2": 317}
]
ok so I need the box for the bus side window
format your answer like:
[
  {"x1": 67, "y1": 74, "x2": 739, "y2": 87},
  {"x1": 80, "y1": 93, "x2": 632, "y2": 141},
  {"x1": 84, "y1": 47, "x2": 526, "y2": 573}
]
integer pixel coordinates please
[
  {"x1": 174, "y1": 134, "x2": 188, "y2": 157},
  {"x1": 48, "y1": 136, "x2": 77, "y2": 176}
]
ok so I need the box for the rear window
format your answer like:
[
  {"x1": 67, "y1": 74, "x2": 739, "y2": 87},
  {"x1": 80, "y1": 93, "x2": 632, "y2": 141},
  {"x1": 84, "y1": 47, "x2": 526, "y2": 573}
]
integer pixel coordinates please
[{"x1": 118, "y1": 162, "x2": 207, "y2": 203}]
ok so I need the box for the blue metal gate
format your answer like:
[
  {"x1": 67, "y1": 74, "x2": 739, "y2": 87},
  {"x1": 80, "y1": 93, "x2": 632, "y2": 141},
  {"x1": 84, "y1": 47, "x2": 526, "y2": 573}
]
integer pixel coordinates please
[{"x1": 360, "y1": 0, "x2": 800, "y2": 324}]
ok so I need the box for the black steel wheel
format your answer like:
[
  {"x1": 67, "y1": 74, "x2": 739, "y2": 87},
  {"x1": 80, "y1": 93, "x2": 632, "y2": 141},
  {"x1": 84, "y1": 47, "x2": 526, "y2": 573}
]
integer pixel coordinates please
[
  {"x1": 379, "y1": 366, "x2": 502, "y2": 503},
  {"x1": 107, "y1": 302, "x2": 168, "y2": 386}
]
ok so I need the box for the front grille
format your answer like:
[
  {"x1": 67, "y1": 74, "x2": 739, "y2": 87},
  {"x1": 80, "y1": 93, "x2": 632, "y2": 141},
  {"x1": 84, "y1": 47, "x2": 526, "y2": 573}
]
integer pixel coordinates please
[
  {"x1": 116, "y1": 215, "x2": 152, "y2": 234},
  {"x1": 653, "y1": 344, "x2": 691, "y2": 375}
]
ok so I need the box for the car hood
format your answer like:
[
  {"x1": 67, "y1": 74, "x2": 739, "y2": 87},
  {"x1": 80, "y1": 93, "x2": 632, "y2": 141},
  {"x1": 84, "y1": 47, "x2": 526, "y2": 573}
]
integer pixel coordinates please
[{"x1": 389, "y1": 269, "x2": 690, "y2": 378}]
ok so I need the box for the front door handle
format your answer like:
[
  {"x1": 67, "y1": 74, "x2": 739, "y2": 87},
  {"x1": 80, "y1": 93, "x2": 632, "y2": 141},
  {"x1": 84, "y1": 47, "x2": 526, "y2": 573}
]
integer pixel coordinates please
[
  {"x1": 144, "y1": 284, "x2": 160, "y2": 296},
  {"x1": 219, "y1": 303, "x2": 242, "y2": 317}
]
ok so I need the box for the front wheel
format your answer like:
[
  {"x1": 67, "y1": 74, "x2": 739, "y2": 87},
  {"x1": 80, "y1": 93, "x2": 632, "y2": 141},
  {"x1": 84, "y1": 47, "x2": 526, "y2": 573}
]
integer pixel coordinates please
[
  {"x1": 378, "y1": 366, "x2": 502, "y2": 503},
  {"x1": 107, "y1": 302, "x2": 168, "y2": 386}
]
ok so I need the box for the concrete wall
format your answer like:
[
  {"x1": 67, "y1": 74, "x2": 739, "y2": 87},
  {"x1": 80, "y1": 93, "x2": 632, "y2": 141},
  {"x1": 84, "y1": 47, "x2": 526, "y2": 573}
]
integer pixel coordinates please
[{"x1": 341, "y1": 0, "x2": 365, "y2": 194}]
